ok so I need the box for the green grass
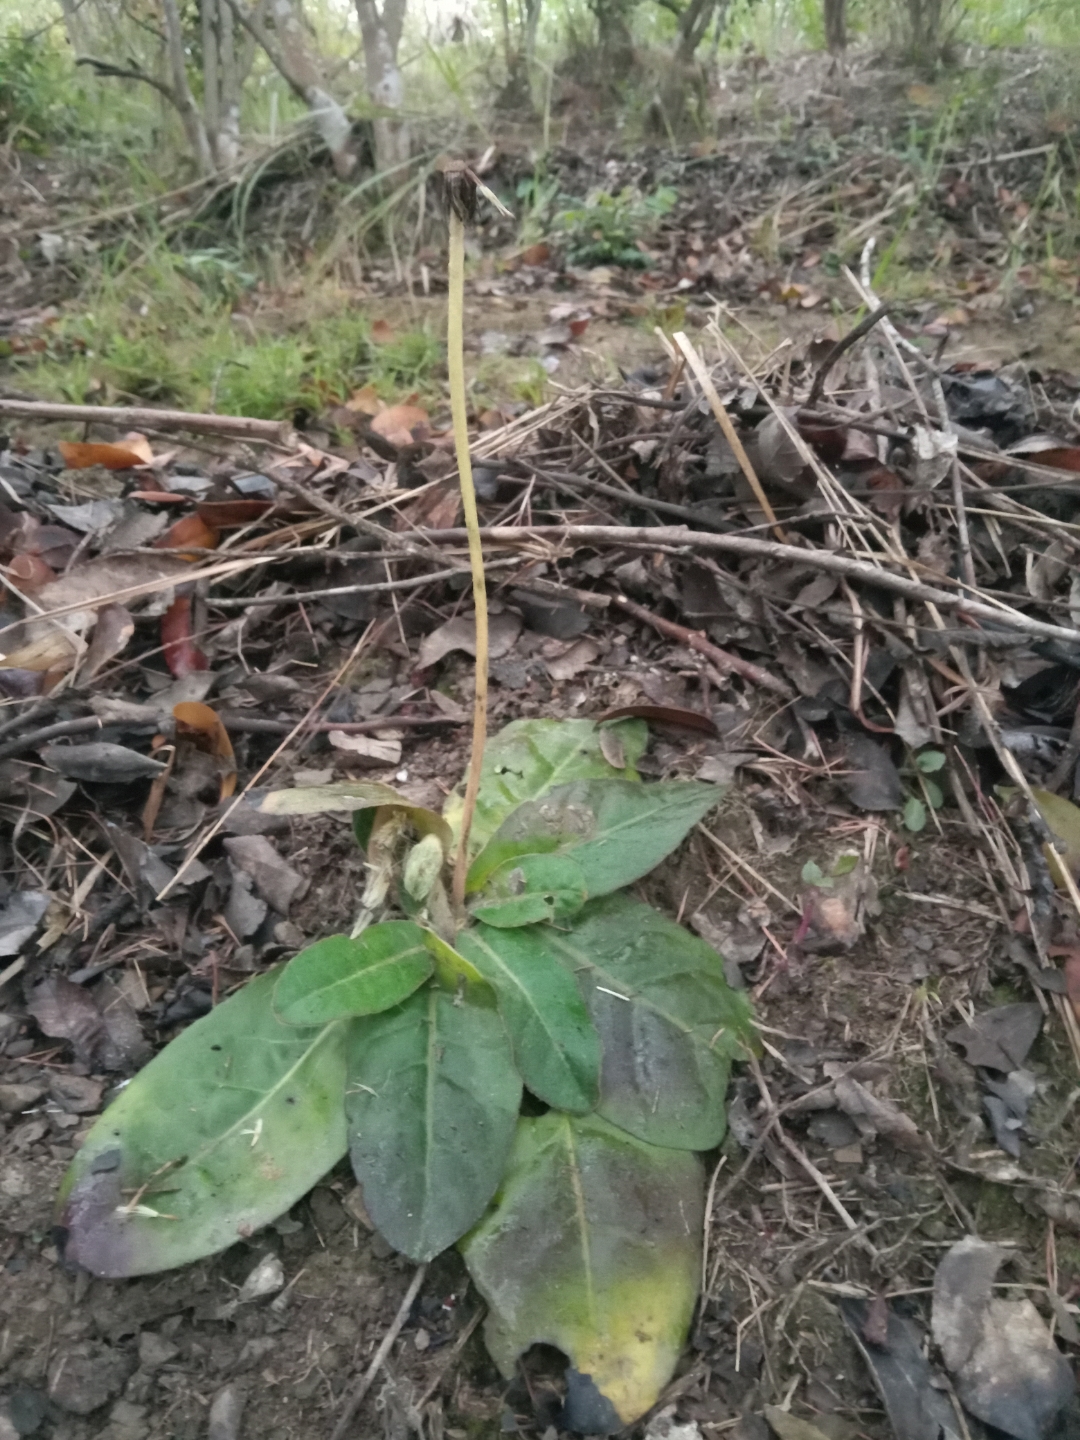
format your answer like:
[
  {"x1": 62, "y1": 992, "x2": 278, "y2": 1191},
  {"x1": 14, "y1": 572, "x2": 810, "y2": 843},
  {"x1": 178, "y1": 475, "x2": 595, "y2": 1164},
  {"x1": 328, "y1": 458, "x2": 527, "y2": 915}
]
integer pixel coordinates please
[{"x1": 10, "y1": 245, "x2": 448, "y2": 420}]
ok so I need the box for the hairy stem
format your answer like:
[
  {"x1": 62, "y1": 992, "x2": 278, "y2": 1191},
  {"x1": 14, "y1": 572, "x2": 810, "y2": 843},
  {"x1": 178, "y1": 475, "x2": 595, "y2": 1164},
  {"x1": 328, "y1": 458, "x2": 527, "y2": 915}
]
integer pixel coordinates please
[{"x1": 448, "y1": 209, "x2": 488, "y2": 909}]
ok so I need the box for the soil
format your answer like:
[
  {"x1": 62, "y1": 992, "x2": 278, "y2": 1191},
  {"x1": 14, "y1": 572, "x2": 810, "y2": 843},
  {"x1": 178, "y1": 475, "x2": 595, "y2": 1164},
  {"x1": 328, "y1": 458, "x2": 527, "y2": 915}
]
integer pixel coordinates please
[{"x1": 4, "y1": 38, "x2": 1080, "y2": 1440}]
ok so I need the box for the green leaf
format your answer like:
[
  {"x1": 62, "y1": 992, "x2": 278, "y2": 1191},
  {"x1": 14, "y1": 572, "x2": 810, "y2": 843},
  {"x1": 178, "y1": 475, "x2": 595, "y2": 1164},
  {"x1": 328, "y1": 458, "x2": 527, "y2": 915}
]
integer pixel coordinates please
[
  {"x1": 923, "y1": 778, "x2": 944, "y2": 810},
  {"x1": 469, "y1": 780, "x2": 720, "y2": 898},
  {"x1": 352, "y1": 807, "x2": 377, "y2": 851},
  {"x1": 831, "y1": 853, "x2": 859, "y2": 877},
  {"x1": 801, "y1": 859, "x2": 828, "y2": 887},
  {"x1": 903, "y1": 796, "x2": 927, "y2": 832},
  {"x1": 57, "y1": 970, "x2": 348, "y2": 1278},
  {"x1": 403, "y1": 833, "x2": 446, "y2": 904},
  {"x1": 445, "y1": 717, "x2": 648, "y2": 857},
  {"x1": 274, "y1": 922, "x2": 433, "y2": 1026},
  {"x1": 346, "y1": 987, "x2": 521, "y2": 1261},
  {"x1": 461, "y1": 1112, "x2": 703, "y2": 1428},
  {"x1": 471, "y1": 853, "x2": 588, "y2": 928},
  {"x1": 419, "y1": 926, "x2": 489, "y2": 993},
  {"x1": 254, "y1": 783, "x2": 453, "y2": 855},
  {"x1": 915, "y1": 749, "x2": 946, "y2": 773},
  {"x1": 544, "y1": 894, "x2": 755, "y2": 1149},
  {"x1": 456, "y1": 924, "x2": 601, "y2": 1112}
]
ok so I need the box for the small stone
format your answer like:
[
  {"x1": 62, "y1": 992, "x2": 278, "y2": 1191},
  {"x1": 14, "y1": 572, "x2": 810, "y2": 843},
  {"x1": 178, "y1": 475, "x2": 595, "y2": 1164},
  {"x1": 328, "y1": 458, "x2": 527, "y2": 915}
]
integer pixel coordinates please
[
  {"x1": 414, "y1": 1329, "x2": 430, "y2": 1352},
  {"x1": 369, "y1": 1231, "x2": 395, "y2": 1260},
  {"x1": 103, "y1": 1399, "x2": 148, "y2": 1440},
  {"x1": 272, "y1": 920, "x2": 305, "y2": 949},
  {"x1": 0, "y1": 1159, "x2": 32, "y2": 1198},
  {"x1": 342, "y1": 1186, "x2": 374, "y2": 1229},
  {"x1": 137, "y1": 1331, "x2": 179, "y2": 1372},
  {"x1": 236, "y1": 1253, "x2": 284, "y2": 1303},
  {"x1": 208, "y1": 1386, "x2": 245, "y2": 1440},
  {"x1": 49, "y1": 1073, "x2": 103, "y2": 1114},
  {"x1": 832, "y1": 1144, "x2": 863, "y2": 1165},
  {"x1": 47, "y1": 1341, "x2": 135, "y2": 1415},
  {"x1": 308, "y1": 1188, "x2": 347, "y2": 1236},
  {"x1": 0, "y1": 1082, "x2": 47, "y2": 1114},
  {"x1": 7, "y1": 1385, "x2": 48, "y2": 1435}
]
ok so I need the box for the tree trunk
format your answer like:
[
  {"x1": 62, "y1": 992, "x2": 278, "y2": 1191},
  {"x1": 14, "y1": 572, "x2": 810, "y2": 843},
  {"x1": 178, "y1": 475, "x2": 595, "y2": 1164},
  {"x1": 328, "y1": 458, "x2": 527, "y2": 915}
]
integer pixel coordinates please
[
  {"x1": 224, "y1": 0, "x2": 359, "y2": 175},
  {"x1": 161, "y1": 0, "x2": 216, "y2": 174},
  {"x1": 58, "y1": 0, "x2": 93, "y2": 57},
  {"x1": 523, "y1": 0, "x2": 542, "y2": 63},
  {"x1": 906, "y1": 0, "x2": 946, "y2": 63},
  {"x1": 592, "y1": 2, "x2": 635, "y2": 81},
  {"x1": 354, "y1": 0, "x2": 409, "y2": 175},
  {"x1": 823, "y1": 0, "x2": 846, "y2": 55},
  {"x1": 674, "y1": 0, "x2": 722, "y2": 63},
  {"x1": 214, "y1": 0, "x2": 242, "y2": 167}
]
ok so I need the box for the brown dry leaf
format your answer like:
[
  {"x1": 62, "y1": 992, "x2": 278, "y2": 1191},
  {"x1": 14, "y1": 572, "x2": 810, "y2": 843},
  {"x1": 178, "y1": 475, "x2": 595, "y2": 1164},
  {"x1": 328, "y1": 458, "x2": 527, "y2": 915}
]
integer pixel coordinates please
[
  {"x1": 223, "y1": 835, "x2": 306, "y2": 912},
  {"x1": 7, "y1": 554, "x2": 54, "y2": 592},
  {"x1": 832, "y1": 1074, "x2": 928, "y2": 1153},
  {"x1": 598, "y1": 726, "x2": 627, "y2": 770},
  {"x1": 161, "y1": 594, "x2": 209, "y2": 678},
  {"x1": 371, "y1": 404, "x2": 430, "y2": 447},
  {"x1": 418, "y1": 610, "x2": 522, "y2": 668},
  {"x1": 27, "y1": 975, "x2": 104, "y2": 1064},
  {"x1": 545, "y1": 637, "x2": 599, "y2": 681},
  {"x1": 57, "y1": 436, "x2": 153, "y2": 470},
  {"x1": 95, "y1": 974, "x2": 152, "y2": 1069},
  {"x1": 328, "y1": 730, "x2": 403, "y2": 767},
  {"x1": 398, "y1": 478, "x2": 462, "y2": 531},
  {"x1": 196, "y1": 500, "x2": 276, "y2": 528},
  {"x1": 173, "y1": 701, "x2": 237, "y2": 799},
  {"x1": 154, "y1": 513, "x2": 220, "y2": 554},
  {"x1": 78, "y1": 604, "x2": 134, "y2": 683},
  {"x1": 932, "y1": 1237, "x2": 1075, "y2": 1439},
  {"x1": 754, "y1": 411, "x2": 811, "y2": 494},
  {"x1": 517, "y1": 242, "x2": 551, "y2": 266},
  {"x1": 865, "y1": 466, "x2": 906, "y2": 520},
  {"x1": 370, "y1": 318, "x2": 394, "y2": 343},
  {"x1": 797, "y1": 855, "x2": 877, "y2": 952},
  {"x1": 0, "y1": 553, "x2": 194, "y2": 668},
  {"x1": 142, "y1": 743, "x2": 176, "y2": 840},
  {"x1": 346, "y1": 384, "x2": 382, "y2": 416},
  {"x1": 597, "y1": 703, "x2": 718, "y2": 736},
  {"x1": 0, "y1": 629, "x2": 82, "y2": 672}
]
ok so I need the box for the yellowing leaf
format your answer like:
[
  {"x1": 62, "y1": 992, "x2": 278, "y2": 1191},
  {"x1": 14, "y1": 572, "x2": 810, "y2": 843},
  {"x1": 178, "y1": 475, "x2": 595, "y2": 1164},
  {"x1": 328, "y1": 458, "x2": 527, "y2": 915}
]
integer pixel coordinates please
[
  {"x1": 1029, "y1": 788, "x2": 1080, "y2": 888},
  {"x1": 907, "y1": 82, "x2": 940, "y2": 106},
  {"x1": 346, "y1": 384, "x2": 381, "y2": 415},
  {"x1": 173, "y1": 701, "x2": 237, "y2": 800},
  {"x1": 57, "y1": 435, "x2": 154, "y2": 470},
  {"x1": 461, "y1": 1113, "x2": 703, "y2": 1428},
  {"x1": 370, "y1": 403, "x2": 430, "y2": 447}
]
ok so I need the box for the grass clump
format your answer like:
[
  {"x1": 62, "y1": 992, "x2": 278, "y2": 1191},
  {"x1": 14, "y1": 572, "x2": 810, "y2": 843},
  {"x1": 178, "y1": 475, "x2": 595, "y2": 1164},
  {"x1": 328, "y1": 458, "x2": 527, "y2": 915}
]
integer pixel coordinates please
[
  {"x1": 552, "y1": 185, "x2": 677, "y2": 268},
  {"x1": 9, "y1": 244, "x2": 446, "y2": 420},
  {"x1": 0, "y1": 31, "x2": 76, "y2": 148}
]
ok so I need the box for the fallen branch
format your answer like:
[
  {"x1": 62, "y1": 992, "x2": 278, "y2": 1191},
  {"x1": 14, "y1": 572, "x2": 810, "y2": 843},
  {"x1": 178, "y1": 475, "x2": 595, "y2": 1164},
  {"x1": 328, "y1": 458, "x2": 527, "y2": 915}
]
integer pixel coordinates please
[
  {"x1": 0, "y1": 712, "x2": 462, "y2": 765},
  {"x1": 807, "y1": 304, "x2": 892, "y2": 409},
  {"x1": 418, "y1": 525, "x2": 1080, "y2": 648},
  {"x1": 330, "y1": 1263, "x2": 428, "y2": 1440},
  {"x1": 611, "y1": 592, "x2": 792, "y2": 698},
  {"x1": 221, "y1": 713, "x2": 462, "y2": 737},
  {"x1": 208, "y1": 558, "x2": 518, "y2": 609},
  {"x1": 0, "y1": 398, "x2": 291, "y2": 445}
]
